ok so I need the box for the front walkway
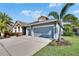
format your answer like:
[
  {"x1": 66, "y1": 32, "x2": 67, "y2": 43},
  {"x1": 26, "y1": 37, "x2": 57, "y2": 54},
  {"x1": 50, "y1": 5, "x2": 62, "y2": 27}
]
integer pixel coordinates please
[{"x1": 0, "y1": 36, "x2": 51, "y2": 56}]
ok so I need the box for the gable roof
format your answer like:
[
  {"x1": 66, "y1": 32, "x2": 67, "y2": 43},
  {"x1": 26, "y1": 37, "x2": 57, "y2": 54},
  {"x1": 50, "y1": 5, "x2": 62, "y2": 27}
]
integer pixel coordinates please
[
  {"x1": 30, "y1": 16, "x2": 49, "y2": 24},
  {"x1": 38, "y1": 16, "x2": 48, "y2": 20},
  {"x1": 13, "y1": 21, "x2": 29, "y2": 27},
  {"x1": 30, "y1": 19, "x2": 58, "y2": 26},
  {"x1": 13, "y1": 16, "x2": 58, "y2": 28}
]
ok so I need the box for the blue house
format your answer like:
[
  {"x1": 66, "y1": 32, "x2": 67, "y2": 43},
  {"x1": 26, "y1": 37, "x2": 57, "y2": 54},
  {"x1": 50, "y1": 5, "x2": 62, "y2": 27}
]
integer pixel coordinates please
[{"x1": 13, "y1": 16, "x2": 60, "y2": 40}]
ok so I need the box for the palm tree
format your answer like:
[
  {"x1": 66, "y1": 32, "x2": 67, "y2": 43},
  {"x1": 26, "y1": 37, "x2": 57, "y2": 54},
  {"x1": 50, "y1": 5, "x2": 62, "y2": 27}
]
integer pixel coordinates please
[
  {"x1": 63, "y1": 14, "x2": 78, "y2": 27},
  {"x1": 0, "y1": 19, "x2": 6, "y2": 37},
  {"x1": 0, "y1": 12, "x2": 13, "y2": 38},
  {"x1": 48, "y1": 3, "x2": 76, "y2": 41},
  {"x1": 0, "y1": 12, "x2": 13, "y2": 25}
]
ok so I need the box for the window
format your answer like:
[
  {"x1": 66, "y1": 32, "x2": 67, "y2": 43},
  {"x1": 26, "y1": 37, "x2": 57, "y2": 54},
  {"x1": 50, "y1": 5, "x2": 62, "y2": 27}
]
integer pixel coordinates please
[{"x1": 18, "y1": 27, "x2": 20, "y2": 32}]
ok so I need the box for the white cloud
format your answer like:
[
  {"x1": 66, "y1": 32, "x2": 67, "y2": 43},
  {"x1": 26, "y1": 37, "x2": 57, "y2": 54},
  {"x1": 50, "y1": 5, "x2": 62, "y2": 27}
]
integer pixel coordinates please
[
  {"x1": 33, "y1": 11, "x2": 41, "y2": 18},
  {"x1": 49, "y1": 3, "x2": 57, "y2": 7},
  {"x1": 73, "y1": 10, "x2": 79, "y2": 14},
  {"x1": 21, "y1": 10, "x2": 45, "y2": 19},
  {"x1": 49, "y1": 3, "x2": 61, "y2": 7},
  {"x1": 21, "y1": 10, "x2": 32, "y2": 16}
]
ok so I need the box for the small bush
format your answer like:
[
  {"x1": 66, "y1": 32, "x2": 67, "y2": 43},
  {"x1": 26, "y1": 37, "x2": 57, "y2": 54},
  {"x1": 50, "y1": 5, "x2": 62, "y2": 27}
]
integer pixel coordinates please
[
  {"x1": 9, "y1": 33, "x2": 16, "y2": 36},
  {"x1": 16, "y1": 32, "x2": 22, "y2": 37},
  {"x1": 6, "y1": 35, "x2": 10, "y2": 38},
  {"x1": 64, "y1": 40, "x2": 72, "y2": 45},
  {"x1": 63, "y1": 32, "x2": 74, "y2": 36},
  {"x1": 4, "y1": 31, "x2": 10, "y2": 38},
  {"x1": 9, "y1": 32, "x2": 22, "y2": 36}
]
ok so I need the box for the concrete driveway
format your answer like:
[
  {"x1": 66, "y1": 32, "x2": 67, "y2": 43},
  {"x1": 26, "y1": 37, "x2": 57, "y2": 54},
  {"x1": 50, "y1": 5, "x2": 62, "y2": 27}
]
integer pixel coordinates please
[{"x1": 0, "y1": 36, "x2": 51, "y2": 56}]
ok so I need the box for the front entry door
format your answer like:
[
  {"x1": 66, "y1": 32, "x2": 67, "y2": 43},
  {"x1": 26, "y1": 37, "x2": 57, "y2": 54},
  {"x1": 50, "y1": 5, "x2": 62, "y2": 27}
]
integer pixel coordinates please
[{"x1": 22, "y1": 27, "x2": 26, "y2": 35}]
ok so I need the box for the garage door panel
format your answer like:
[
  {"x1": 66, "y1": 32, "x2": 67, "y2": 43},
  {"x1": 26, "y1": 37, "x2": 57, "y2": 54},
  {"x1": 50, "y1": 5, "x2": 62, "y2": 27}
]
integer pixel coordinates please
[{"x1": 34, "y1": 26, "x2": 54, "y2": 38}]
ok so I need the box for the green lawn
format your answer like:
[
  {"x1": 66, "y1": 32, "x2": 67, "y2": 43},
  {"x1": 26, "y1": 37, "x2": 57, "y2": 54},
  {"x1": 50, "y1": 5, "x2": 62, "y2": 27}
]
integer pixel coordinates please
[{"x1": 34, "y1": 36, "x2": 79, "y2": 56}]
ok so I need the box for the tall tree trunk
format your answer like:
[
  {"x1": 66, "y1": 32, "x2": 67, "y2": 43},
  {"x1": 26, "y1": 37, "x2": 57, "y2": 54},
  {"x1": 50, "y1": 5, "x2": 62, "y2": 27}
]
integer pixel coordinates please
[
  {"x1": 58, "y1": 18, "x2": 64, "y2": 41},
  {"x1": 58, "y1": 20, "x2": 62, "y2": 41},
  {"x1": 1, "y1": 32, "x2": 4, "y2": 38},
  {"x1": 58, "y1": 27, "x2": 61, "y2": 41}
]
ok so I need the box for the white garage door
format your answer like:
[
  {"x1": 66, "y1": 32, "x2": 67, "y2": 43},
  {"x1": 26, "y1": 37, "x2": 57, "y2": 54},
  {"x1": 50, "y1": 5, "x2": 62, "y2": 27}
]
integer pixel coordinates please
[{"x1": 34, "y1": 26, "x2": 54, "y2": 38}]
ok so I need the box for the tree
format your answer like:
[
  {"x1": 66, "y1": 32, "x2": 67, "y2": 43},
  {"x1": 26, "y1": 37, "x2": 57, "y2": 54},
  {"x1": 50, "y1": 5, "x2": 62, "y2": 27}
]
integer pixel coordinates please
[
  {"x1": 0, "y1": 12, "x2": 13, "y2": 25},
  {"x1": 63, "y1": 14, "x2": 78, "y2": 25},
  {"x1": 48, "y1": 3, "x2": 76, "y2": 41},
  {"x1": 0, "y1": 19, "x2": 6, "y2": 37},
  {"x1": 0, "y1": 12, "x2": 13, "y2": 38}
]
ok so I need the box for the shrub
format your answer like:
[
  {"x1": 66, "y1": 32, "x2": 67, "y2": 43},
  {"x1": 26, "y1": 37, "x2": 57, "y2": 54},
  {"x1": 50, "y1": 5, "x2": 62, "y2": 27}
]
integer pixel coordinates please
[
  {"x1": 63, "y1": 31, "x2": 74, "y2": 36},
  {"x1": 9, "y1": 33, "x2": 16, "y2": 36},
  {"x1": 64, "y1": 40, "x2": 72, "y2": 45},
  {"x1": 4, "y1": 31, "x2": 10, "y2": 38},
  {"x1": 6, "y1": 35, "x2": 10, "y2": 38},
  {"x1": 15, "y1": 32, "x2": 22, "y2": 37},
  {"x1": 63, "y1": 24, "x2": 74, "y2": 36}
]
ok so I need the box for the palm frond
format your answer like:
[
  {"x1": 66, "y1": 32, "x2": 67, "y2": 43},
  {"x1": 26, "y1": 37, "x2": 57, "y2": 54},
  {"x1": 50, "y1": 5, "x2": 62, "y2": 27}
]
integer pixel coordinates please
[
  {"x1": 63, "y1": 14, "x2": 78, "y2": 21},
  {"x1": 48, "y1": 11, "x2": 59, "y2": 19},
  {"x1": 60, "y1": 3, "x2": 75, "y2": 19},
  {"x1": 0, "y1": 12, "x2": 13, "y2": 32}
]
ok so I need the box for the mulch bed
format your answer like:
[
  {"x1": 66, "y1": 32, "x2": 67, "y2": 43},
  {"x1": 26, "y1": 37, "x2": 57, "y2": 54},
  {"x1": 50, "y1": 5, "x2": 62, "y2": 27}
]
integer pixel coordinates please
[{"x1": 49, "y1": 38, "x2": 72, "y2": 46}]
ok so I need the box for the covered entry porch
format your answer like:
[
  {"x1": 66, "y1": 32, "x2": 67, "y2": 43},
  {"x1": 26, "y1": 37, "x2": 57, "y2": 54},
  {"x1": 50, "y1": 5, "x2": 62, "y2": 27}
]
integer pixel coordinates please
[{"x1": 12, "y1": 21, "x2": 28, "y2": 35}]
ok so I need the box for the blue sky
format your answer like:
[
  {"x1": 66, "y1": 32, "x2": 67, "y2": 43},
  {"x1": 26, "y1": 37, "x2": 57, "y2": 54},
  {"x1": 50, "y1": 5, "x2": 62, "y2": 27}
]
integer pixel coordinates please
[{"x1": 0, "y1": 3, "x2": 79, "y2": 23}]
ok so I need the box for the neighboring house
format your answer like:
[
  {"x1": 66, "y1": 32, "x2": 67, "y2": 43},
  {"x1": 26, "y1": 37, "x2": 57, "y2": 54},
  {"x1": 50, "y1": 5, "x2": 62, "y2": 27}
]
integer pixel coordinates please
[
  {"x1": 13, "y1": 16, "x2": 60, "y2": 40},
  {"x1": 63, "y1": 21, "x2": 72, "y2": 25},
  {"x1": 73, "y1": 27, "x2": 79, "y2": 35}
]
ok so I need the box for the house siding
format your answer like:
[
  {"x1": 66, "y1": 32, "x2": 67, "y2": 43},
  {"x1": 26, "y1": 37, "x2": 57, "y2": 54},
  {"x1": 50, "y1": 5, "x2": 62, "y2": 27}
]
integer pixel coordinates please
[
  {"x1": 13, "y1": 20, "x2": 60, "y2": 40},
  {"x1": 28, "y1": 29, "x2": 31, "y2": 36}
]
